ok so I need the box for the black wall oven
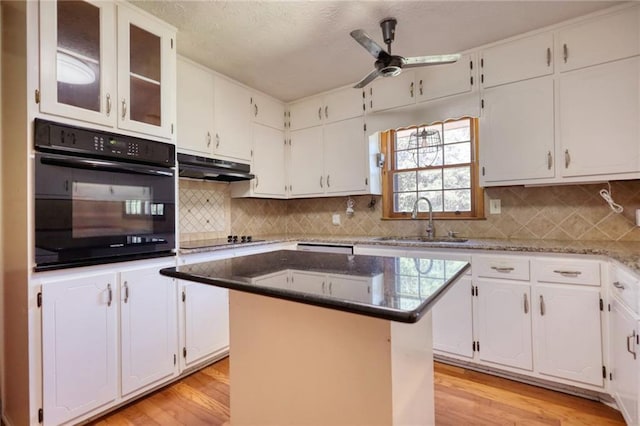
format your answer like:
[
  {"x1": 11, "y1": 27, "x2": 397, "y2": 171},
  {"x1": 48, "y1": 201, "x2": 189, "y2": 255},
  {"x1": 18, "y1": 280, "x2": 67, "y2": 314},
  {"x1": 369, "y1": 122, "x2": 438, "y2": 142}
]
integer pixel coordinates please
[{"x1": 34, "y1": 119, "x2": 176, "y2": 271}]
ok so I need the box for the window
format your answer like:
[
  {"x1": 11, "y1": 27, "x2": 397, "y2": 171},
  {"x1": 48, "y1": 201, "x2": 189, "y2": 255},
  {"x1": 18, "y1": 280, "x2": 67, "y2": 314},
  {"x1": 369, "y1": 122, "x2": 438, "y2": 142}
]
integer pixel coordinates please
[{"x1": 381, "y1": 117, "x2": 483, "y2": 219}]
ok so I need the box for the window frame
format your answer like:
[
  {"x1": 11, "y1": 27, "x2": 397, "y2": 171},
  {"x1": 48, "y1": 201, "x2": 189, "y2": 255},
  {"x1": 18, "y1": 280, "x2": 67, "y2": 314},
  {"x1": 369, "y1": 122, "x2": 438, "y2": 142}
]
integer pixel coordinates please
[{"x1": 380, "y1": 117, "x2": 484, "y2": 220}]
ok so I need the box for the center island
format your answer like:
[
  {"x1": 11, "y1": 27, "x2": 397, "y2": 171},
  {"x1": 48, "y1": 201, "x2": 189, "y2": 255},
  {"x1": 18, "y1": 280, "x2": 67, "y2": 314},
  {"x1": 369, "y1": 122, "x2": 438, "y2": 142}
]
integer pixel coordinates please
[{"x1": 161, "y1": 249, "x2": 470, "y2": 426}]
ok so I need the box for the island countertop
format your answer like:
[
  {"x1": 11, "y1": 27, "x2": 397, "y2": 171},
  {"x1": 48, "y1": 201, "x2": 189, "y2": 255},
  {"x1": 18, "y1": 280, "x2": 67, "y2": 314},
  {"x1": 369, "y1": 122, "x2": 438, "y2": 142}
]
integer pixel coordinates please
[{"x1": 160, "y1": 249, "x2": 470, "y2": 323}]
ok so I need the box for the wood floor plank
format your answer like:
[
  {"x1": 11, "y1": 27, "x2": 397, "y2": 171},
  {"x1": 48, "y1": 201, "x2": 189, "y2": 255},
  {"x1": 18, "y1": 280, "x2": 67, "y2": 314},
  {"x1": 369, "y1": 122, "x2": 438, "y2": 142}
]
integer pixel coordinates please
[{"x1": 90, "y1": 358, "x2": 625, "y2": 425}]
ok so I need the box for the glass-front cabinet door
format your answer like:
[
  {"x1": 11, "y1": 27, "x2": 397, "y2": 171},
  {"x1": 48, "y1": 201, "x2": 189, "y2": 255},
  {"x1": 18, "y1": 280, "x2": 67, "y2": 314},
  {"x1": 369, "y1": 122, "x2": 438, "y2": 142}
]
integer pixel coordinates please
[
  {"x1": 117, "y1": 5, "x2": 175, "y2": 139},
  {"x1": 39, "y1": 0, "x2": 116, "y2": 126}
]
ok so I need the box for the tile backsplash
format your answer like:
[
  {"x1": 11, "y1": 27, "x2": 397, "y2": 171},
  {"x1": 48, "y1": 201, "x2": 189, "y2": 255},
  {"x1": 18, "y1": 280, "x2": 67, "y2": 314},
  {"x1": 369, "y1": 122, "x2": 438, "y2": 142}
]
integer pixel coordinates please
[{"x1": 179, "y1": 179, "x2": 640, "y2": 242}]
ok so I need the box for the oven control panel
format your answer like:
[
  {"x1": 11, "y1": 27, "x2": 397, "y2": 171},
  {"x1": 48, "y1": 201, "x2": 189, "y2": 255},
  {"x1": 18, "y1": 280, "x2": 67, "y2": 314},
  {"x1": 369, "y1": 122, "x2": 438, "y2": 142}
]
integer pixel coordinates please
[{"x1": 34, "y1": 118, "x2": 175, "y2": 167}]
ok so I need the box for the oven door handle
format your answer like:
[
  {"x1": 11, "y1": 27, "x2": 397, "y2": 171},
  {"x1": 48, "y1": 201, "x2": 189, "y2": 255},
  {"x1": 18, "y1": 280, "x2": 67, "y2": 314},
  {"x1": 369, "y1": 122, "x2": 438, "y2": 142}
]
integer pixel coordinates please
[{"x1": 39, "y1": 153, "x2": 174, "y2": 177}]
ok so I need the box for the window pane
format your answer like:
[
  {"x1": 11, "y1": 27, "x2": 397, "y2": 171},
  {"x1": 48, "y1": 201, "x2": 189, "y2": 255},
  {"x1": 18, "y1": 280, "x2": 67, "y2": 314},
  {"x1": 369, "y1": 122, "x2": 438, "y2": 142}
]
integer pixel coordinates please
[
  {"x1": 393, "y1": 171, "x2": 417, "y2": 192},
  {"x1": 418, "y1": 146, "x2": 443, "y2": 167},
  {"x1": 396, "y1": 128, "x2": 418, "y2": 150},
  {"x1": 417, "y1": 191, "x2": 443, "y2": 212},
  {"x1": 444, "y1": 189, "x2": 471, "y2": 212},
  {"x1": 396, "y1": 150, "x2": 419, "y2": 170},
  {"x1": 418, "y1": 169, "x2": 442, "y2": 191},
  {"x1": 444, "y1": 120, "x2": 471, "y2": 143},
  {"x1": 443, "y1": 166, "x2": 471, "y2": 189},
  {"x1": 444, "y1": 142, "x2": 471, "y2": 165},
  {"x1": 395, "y1": 192, "x2": 417, "y2": 213}
]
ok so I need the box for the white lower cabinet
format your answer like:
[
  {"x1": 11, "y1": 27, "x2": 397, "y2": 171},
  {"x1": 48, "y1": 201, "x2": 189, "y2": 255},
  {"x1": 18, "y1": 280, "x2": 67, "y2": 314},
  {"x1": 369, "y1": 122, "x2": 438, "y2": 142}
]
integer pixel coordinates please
[
  {"x1": 120, "y1": 266, "x2": 178, "y2": 396},
  {"x1": 432, "y1": 275, "x2": 474, "y2": 358},
  {"x1": 40, "y1": 262, "x2": 178, "y2": 426},
  {"x1": 182, "y1": 282, "x2": 229, "y2": 367},
  {"x1": 476, "y1": 279, "x2": 533, "y2": 371},
  {"x1": 533, "y1": 284, "x2": 603, "y2": 386},
  {"x1": 42, "y1": 273, "x2": 118, "y2": 426}
]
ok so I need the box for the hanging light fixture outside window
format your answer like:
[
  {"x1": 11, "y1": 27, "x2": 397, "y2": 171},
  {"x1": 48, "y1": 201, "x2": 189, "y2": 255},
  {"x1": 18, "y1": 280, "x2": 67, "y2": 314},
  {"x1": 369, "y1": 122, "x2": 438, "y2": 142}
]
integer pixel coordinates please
[{"x1": 57, "y1": 51, "x2": 96, "y2": 85}]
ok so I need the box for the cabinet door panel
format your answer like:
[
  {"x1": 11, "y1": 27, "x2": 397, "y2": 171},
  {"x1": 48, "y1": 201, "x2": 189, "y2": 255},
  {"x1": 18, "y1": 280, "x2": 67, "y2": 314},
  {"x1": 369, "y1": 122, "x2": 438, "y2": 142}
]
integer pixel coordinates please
[
  {"x1": 416, "y1": 53, "x2": 474, "y2": 102},
  {"x1": 121, "y1": 266, "x2": 177, "y2": 396},
  {"x1": 289, "y1": 96, "x2": 323, "y2": 130},
  {"x1": 326, "y1": 275, "x2": 372, "y2": 303},
  {"x1": 39, "y1": 0, "x2": 116, "y2": 127},
  {"x1": 369, "y1": 71, "x2": 416, "y2": 112},
  {"x1": 213, "y1": 77, "x2": 252, "y2": 161},
  {"x1": 559, "y1": 57, "x2": 640, "y2": 177},
  {"x1": 323, "y1": 117, "x2": 366, "y2": 194},
  {"x1": 480, "y1": 77, "x2": 554, "y2": 183},
  {"x1": 42, "y1": 273, "x2": 118, "y2": 426},
  {"x1": 117, "y1": 5, "x2": 175, "y2": 138},
  {"x1": 290, "y1": 271, "x2": 326, "y2": 296},
  {"x1": 177, "y1": 59, "x2": 214, "y2": 155},
  {"x1": 557, "y1": 7, "x2": 640, "y2": 72},
  {"x1": 477, "y1": 280, "x2": 532, "y2": 370},
  {"x1": 432, "y1": 276, "x2": 474, "y2": 358},
  {"x1": 252, "y1": 124, "x2": 286, "y2": 197},
  {"x1": 252, "y1": 93, "x2": 285, "y2": 130},
  {"x1": 534, "y1": 285, "x2": 603, "y2": 386},
  {"x1": 184, "y1": 283, "x2": 229, "y2": 366},
  {"x1": 324, "y1": 87, "x2": 365, "y2": 123},
  {"x1": 289, "y1": 127, "x2": 324, "y2": 197},
  {"x1": 610, "y1": 298, "x2": 640, "y2": 426},
  {"x1": 481, "y1": 32, "x2": 553, "y2": 88}
]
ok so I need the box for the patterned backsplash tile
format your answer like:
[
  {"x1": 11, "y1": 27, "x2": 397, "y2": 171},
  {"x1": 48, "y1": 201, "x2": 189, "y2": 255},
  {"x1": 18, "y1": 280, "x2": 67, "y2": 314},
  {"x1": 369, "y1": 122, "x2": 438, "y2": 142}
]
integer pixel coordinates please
[{"x1": 179, "y1": 179, "x2": 640, "y2": 243}]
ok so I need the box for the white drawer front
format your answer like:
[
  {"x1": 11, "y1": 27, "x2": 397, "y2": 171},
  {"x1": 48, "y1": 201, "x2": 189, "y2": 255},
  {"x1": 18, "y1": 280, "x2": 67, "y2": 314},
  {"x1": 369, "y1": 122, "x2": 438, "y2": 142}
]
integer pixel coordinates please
[
  {"x1": 475, "y1": 255, "x2": 530, "y2": 281},
  {"x1": 611, "y1": 266, "x2": 640, "y2": 315},
  {"x1": 534, "y1": 258, "x2": 600, "y2": 286}
]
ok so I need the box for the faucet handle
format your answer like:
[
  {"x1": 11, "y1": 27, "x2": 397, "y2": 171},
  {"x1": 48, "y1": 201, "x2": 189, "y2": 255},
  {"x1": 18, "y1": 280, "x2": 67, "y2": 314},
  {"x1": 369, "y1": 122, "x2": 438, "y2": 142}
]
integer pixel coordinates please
[{"x1": 447, "y1": 230, "x2": 459, "y2": 238}]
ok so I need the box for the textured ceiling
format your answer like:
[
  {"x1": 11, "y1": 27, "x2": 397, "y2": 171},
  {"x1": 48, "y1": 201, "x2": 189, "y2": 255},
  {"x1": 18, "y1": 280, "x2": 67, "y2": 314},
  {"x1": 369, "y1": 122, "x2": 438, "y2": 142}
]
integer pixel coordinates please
[{"x1": 133, "y1": 1, "x2": 621, "y2": 102}]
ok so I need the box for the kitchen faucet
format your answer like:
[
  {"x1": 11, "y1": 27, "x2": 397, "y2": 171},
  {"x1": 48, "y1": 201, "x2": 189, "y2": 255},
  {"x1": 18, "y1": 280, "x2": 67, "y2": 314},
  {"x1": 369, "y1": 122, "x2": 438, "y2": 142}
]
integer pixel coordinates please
[{"x1": 411, "y1": 197, "x2": 435, "y2": 239}]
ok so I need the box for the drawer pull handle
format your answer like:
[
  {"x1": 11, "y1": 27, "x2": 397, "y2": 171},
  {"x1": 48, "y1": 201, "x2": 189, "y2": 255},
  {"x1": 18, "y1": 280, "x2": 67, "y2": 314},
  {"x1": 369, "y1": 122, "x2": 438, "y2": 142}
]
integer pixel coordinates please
[
  {"x1": 540, "y1": 295, "x2": 545, "y2": 316},
  {"x1": 613, "y1": 281, "x2": 625, "y2": 290},
  {"x1": 491, "y1": 266, "x2": 514, "y2": 273},
  {"x1": 553, "y1": 270, "x2": 582, "y2": 277},
  {"x1": 627, "y1": 330, "x2": 637, "y2": 360},
  {"x1": 523, "y1": 293, "x2": 529, "y2": 314}
]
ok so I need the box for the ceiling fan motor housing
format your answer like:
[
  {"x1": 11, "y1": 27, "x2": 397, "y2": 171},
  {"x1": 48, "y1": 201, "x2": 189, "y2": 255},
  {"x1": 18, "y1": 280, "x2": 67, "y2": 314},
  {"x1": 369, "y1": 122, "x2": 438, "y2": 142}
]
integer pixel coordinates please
[{"x1": 380, "y1": 18, "x2": 397, "y2": 47}]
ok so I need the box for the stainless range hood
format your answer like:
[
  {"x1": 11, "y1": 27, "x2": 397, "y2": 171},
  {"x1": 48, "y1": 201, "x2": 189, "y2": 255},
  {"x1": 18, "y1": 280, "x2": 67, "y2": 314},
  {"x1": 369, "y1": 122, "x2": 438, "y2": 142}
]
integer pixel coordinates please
[{"x1": 177, "y1": 153, "x2": 254, "y2": 182}]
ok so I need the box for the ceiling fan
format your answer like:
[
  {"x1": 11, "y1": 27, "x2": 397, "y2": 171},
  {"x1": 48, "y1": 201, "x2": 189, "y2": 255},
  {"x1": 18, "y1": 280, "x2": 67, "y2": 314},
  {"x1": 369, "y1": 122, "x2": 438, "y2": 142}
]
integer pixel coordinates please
[{"x1": 350, "y1": 18, "x2": 461, "y2": 89}]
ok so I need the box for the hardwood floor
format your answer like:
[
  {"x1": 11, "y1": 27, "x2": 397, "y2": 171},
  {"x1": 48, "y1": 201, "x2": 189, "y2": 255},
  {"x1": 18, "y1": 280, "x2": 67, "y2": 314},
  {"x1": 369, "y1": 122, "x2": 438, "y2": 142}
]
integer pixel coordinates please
[{"x1": 91, "y1": 358, "x2": 625, "y2": 425}]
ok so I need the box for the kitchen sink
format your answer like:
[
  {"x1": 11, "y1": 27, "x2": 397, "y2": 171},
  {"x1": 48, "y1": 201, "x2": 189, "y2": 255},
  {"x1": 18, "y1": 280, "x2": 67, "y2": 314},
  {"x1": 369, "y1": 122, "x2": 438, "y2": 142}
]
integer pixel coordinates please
[{"x1": 374, "y1": 236, "x2": 469, "y2": 243}]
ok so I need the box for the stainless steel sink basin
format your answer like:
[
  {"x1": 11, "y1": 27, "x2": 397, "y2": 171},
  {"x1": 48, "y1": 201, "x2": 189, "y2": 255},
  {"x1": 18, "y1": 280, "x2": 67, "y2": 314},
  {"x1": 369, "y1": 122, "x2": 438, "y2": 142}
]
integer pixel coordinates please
[{"x1": 374, "y1": 236, "x2": 469, "y2": 243}]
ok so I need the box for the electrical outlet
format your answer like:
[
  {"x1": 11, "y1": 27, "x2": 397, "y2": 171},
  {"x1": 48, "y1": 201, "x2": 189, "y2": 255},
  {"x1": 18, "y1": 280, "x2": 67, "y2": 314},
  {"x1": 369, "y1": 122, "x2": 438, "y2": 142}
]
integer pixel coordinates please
[
  {"x1": 489, "y1": 199, "x2": 501, "y2": 214},
  {"x1": 332, "y1": 214, "x2": 341, "y2": 225}
]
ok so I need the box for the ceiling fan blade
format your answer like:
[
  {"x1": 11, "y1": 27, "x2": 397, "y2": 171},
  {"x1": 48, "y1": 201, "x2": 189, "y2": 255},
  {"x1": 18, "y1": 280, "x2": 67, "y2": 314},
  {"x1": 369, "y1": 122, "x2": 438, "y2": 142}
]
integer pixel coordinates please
[
  {"x1": 353, "y1": 69, "x2": 381, "y2": 89},
  {"x1": 350, "y1": 29, "x2": 391, "y2": 61},
  {"x1": 401, "y1": 54, "x2": 461, "y2": 68}
]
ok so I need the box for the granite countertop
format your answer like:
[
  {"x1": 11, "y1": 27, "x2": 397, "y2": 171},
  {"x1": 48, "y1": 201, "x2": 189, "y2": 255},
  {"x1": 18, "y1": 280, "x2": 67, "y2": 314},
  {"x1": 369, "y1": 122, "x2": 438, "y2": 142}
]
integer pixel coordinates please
[
  {"x1": 161, "y1": 250, "x2": 470, "y2": 323},
  {"x1": 179, "y1": 235, "x2": 640, "y2": 274}
]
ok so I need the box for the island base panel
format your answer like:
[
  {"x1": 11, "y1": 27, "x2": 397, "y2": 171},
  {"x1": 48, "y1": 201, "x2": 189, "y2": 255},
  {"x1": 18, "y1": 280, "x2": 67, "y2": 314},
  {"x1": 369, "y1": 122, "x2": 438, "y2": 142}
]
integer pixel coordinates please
[{"x1": 228, "y1": 290, "x2": 434, "y2": 425}]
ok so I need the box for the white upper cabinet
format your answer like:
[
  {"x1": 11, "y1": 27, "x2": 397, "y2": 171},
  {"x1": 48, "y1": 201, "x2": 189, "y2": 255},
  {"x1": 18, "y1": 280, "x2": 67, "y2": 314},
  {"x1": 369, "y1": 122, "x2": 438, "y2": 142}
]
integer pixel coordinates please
[
  {"x1": 481, "y1": 32, "x2": 553, "y2": 88},
  {"x1": 480, "y1": 76, "x2": 555, "y2": 183},
  {"x1": 39, "y1": 0, "x2": 117, "y2": 127},
  {"x1": 177, "y1": 58, "x2": 215, "y2": 155},
  {"x1": 252, "y1": 92, "x2": 285, "y2": 130},
  {"x1": 368, "y1": 71, "x2": 416, "y2": 112},
  {"x1": 323, "y1": 87, "x2": 366, "y2": 123},
  {"x1": 289, "y1": 126, "x2": 325, "y2": 197},
  {"x1": 557, "y1": 7, "x2": 640, "y2": 73},
  {"x1": 416, "y1": 53, "x2": 476, "y2": 102},
  {"x1": 213, "y1": 76, "x2": 253, "y2": 162},
  {"x1": 558, "y1": 57, "x2": 640, "y2": 177},
  {"x1": 116, "y1": 4, "x2": 175, "y2": 139},
  {"x1": 289, "y1": 95, "x2": 324, "y2": 130},
  {"x1": 289, "y1": 87, "x2": 364, "y2": 131},
  {"x1": 40, "y1": 1, "x2": 176, "y2": 139},
  {"x1": 323, "y1": 117, "x2": 367, "y2": 195}
]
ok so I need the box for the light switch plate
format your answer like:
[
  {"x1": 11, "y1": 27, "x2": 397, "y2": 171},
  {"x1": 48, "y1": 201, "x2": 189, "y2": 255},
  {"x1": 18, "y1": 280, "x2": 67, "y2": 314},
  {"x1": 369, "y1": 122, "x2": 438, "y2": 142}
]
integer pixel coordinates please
[
  {"x1": 489, "y1": 199, "x2": 501, "y2": 214},
  {"x1": 332, "y1": 214, "x2": 341, "y2": 225}
]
